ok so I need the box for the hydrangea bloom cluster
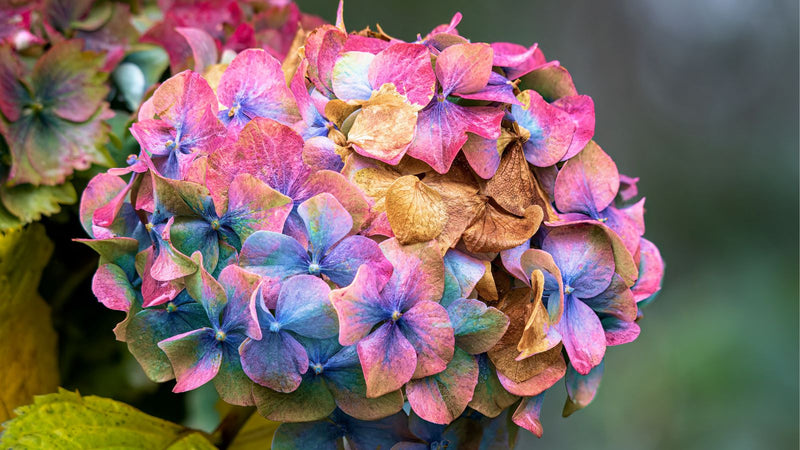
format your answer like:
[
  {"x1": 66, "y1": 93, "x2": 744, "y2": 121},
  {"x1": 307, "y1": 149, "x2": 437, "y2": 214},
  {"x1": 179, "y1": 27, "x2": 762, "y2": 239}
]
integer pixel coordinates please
[{"x1": 79, "y1": 4, "x2": 664, "y2": 447}]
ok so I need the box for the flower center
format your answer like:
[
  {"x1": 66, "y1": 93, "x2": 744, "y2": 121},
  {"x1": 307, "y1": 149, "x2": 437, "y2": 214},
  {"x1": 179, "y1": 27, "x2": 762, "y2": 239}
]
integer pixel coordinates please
[
  {"x1": 228, "y1": 102, "x2": 240, "y2": 118},
  {"x1": 166, "y1": 302, "x2": 177, "y2": 313},
  {"x1": 564, "y1": 284, "x2": 575, "y2": 295},
  {"x1": 126, "y1": 154, "x2": 138, "y2": 165},
  {"x1": 391, "y1": 310, "x2": 403, "y2": 322},
  {"x1": 311, "y1": 363, "x2": 324, "y2": 375},
  {"x1": 308, "y1": 263, "x2": 321, "y2": 276},
  {"x1": 269, "y1": 322, "x2": 281, "y2": 333},
  {"x1": 431, "y1": 440, "x2": 450, "y2": 449},
  {"x1": 215, "y1": 330, "x2": 227, "y2": 341},
  {"x1": 165, "y1": 139, "x2": 177, "y2": 152},
  {"x1": 210, "y1": 219, "x2": 221, "y2": 230},
  {"x1": 27, "y1": 101, "x2": 44, "y2": 113},
  {"x1": 145, "y1": 222, "x2": 154, "y2": 232}
]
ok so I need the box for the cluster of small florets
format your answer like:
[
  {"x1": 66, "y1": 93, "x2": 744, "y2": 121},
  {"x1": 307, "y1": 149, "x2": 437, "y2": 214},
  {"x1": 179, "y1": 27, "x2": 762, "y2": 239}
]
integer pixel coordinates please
[{"x1": 79, "y1": 5, "x2": 663, "y2": 447}]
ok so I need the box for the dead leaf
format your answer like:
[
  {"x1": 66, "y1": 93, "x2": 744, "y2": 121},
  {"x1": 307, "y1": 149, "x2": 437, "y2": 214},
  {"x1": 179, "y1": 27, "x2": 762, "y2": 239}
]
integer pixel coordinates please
[
  {"x1": 385, "y1": 175, "x2": 447, "y2": 245},
  {"x1": 462, "y1": 203, "x2": 543, "y2": 253}
]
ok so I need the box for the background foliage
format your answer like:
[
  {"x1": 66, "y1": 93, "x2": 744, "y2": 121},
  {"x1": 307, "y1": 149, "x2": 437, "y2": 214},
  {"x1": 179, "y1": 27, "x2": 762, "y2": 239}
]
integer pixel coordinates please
[{"x1": 16, "y1": 0, "x2": 799, "y2": 449}]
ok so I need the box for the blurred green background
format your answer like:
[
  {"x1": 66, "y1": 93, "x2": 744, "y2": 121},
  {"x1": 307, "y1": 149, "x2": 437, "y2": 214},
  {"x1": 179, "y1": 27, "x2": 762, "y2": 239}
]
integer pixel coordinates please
[{"x1": 43, "y1": 0, "x2": 799, "y2": 449}]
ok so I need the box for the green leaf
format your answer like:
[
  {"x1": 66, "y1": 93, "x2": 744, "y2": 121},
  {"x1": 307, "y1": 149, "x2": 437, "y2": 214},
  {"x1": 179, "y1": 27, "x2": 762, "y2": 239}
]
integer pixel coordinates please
[
  {"x1": 0, "y1": 225, "x2": 58, "y2": 421},
  {"x1": 1, "y1": 389, "x2": 217, "y2": 449},
  {"x1": 0, "y1": 182, "x2": 76, "y2": 226}
]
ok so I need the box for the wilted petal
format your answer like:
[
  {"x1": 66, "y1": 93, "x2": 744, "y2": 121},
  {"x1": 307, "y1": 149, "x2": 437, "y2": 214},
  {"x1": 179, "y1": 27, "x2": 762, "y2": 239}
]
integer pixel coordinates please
[
  {"x1": 468, "y1": 354, "x2": 518, "y2": 418},
  {"x1": 385, "y1": 175, "x2": 447, "y2": 245},
  {"x1": 517, "y1": 270, "x2": 562, "y2": 358},
  {"x1": 348, "y1": 84, "x2": 419, "y2": 165},
  {"x1": 462, "y1": 203, "x2": 543, "y2": 254},
  {"x1": 512, "y1": 393, "x2": 545, "y2": 437},
  {"x1": 496, "y1": 348, "x2": 565, "y2": 396}
]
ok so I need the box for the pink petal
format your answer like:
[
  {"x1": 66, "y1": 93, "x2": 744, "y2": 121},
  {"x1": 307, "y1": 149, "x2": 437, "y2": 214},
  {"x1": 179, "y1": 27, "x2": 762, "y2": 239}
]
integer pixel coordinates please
[
  {"x1": 554, "y1": 141, "x2": 620, "y2": 216},
  {"x1": 552, "y1": 95, "x2": 595, "y2": 161},
  {"x1": 369, "y1": 43, "x2": 436, "y2": 107},
  {"x1": 435, "y1": 42, "x2": 493, "y2": 95},
  {"x1": 176, "y1": 27, "x2": 218, "y2": 73},
  {"x1": 401, "y1": 301, "x2": 455, "y2": 379},
  {"x1": 357, "y1": 322, "x2": 417, "y2": 398},
  {"x1": 555, "y1": 296, "x2": 606, "y2": 375}
]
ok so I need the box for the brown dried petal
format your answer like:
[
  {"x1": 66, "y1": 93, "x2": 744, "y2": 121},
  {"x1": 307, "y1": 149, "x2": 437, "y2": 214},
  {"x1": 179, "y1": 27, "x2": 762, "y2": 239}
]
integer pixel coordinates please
[
  {"x1": 385, "y1": 175, "x2": 448, "y2": 245},
  {"x1": 347, "y1": 84, "x2": 419, "y2": 163},
  {"x1": 484, "y1": 143, "x2": 538, "y2": 216},
  {"x1": 423, "y1": 167, "x2": 484, "y2": 253},
  {"x1": 324, "y1": 99, "x2": 360, "y2": 129},
  {"x1": 517, "y1": 269, "x2": 561, "y2": 358},
  {"x1": 352, "y1": 166, "x2": 401, "y2": 212},
  {"x1": 488, "y1": 287, "x2": 565, "y2": 382},
  {"x1": 474, "y1": 260, "x2": 498, "y2": 301},
  {"x1": 462, "y1": 203, "x2": 543, "y2": 253}
]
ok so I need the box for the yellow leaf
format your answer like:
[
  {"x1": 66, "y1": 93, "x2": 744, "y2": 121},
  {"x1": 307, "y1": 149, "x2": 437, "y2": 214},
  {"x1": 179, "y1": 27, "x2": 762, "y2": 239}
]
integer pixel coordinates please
[{"x1": 0, "y1": 224, "x2": 58, "y2": 421}]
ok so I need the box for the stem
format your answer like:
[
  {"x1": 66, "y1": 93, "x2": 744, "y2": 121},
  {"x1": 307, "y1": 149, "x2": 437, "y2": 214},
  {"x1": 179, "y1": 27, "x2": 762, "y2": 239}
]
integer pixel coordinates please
[{"x1": 211, "y1": 405, "x2": 257, "y2": 449}]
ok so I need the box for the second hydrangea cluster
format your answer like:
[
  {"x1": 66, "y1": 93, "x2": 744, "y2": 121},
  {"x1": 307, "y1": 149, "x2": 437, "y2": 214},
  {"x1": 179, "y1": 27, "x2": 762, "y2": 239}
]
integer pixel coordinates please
[{"x1": 79, "y1": 4, "x2": 663, "y2": 447}]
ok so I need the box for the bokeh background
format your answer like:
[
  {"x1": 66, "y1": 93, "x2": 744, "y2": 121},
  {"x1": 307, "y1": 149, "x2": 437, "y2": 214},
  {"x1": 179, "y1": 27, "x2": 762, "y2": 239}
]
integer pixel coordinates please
[{"x1": 43, "y1": 1, "x2": 799, "y2": 449}]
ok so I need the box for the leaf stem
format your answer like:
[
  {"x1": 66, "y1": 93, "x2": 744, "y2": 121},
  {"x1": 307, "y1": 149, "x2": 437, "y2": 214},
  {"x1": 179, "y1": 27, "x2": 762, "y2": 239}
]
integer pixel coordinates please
[{"x1": 211, "y1": 405, "x2": 257, "y2": 449}]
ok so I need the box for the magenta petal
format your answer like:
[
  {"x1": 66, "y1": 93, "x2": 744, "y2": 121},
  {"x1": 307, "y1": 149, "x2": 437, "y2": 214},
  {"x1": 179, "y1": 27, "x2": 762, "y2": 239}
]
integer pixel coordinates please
[
  {"x1": 176, "y1": 27, "x2": 218, "y2": 73},
  {"x1": 368, "y1": 43, "x2": 436, "y2": 107},
  {"x1": 512, "y1": 90, "x2": 575, "y2": 167},
  {"x1": 582, "y1": 274, "x2": 637, "y2": 322},
  {"x1": 491, "y1": 42, "x2": 548, "y2": 80},
  {"x1": 92, "y1": 263, "x2": 135, "y2": 311},
  {"x1": 158, "y1": 328, "x2": 222, "y2": 393},
  {"x1": 499, "y1": 241, "x2": 531, "y2": 285},
  {"x1": 602, "y1": 201, "x2": 645, "y2": 257},
  {"x1": 552, "y1": 95, "x2": 595, "y2": 161},
  {"x1": 130, "y1": 119, "x2": 175, "y2": 156},
  {"x1": 512, "y1": 393, "x2": 545, "y2": 438},
  {"x1": 357, "y1": 321, "x2": 417, "y2": 398},
  {"x1": 456, "y1": 72, "x2": 519, "y2": 105},
  {"x1": 602, "y1": 317, "x2": 641, "y2": 346},
  {"x1": 330, "y1": 265, "x2": 392, "y2": 346},
  {"x1": 240, "y1": 331, "x2": 308, "y2": 393},
  {"x1": 435, "y1": 42, "x2": 493, "y2": 96},
  {"x1": 406, "y1": 348, "x2": 479, "y2": 425},
  {"x1": 407, "y1": 100, "x2": 503, "y2": 174},
  {"x1": 151, "y1": 219, "x2": 198, "y2": 282},
  {"x1": 400, "y1": 300, "x2": 455, "y2": 379},
  {"x1": 496, "y1": 355, "x2": 566, "y2": 397},
  {"x1": 555, "y1": 296, "x2": 606, "y2": 376},
  {"x1": 554, "y1": 141, "x2": 620, "y2": 216},
  {"x1": 461, "y1": 134, "x2": 501, "y2": 179},
  {"x1": 618, "y1": 174, "x2": 640, "y2": 202},
  {"x1": 152, "y1": 70, "x2": 219, "y2": 129},
  {"x1": 632, "y1": 238, "x2": 664, "y2": 303},
  {"x1": 141, "y1": 248, "x2": 183, "y2": 308}
]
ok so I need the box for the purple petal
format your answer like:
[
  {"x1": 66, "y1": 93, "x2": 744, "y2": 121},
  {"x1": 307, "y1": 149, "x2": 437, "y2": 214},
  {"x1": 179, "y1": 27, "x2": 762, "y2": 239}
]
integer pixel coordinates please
[
  {"x1": 542, "y1": 224, "x2": 615, "y2": 298},
  {"x1": 239, "y1": 231, "x2": 310, "y2": 279},
  {"x1": 329, "y1": 265, "x2": 392, "y2": 346},
  {"x1": 512, "y1": 89, "x2": 575, "y2": 167},
  {"x1": 406, "y1": 100, "x2": 503, "y2": 174},
  {"x1": 240, "y1": 331, "x2": 308, "y2": 393},
  {"x1": 406, "y1": 347, "x2": 479, "y2": 425},
  {"x1": 555, "y1": 295, "x2": 606, "y2": 375},
  {"x1": 554, "y1": 141, "x2": 620, "y2": 216},
  {"x1": 400, "y1": 300, "x2": 454, "y2": 379},
  {"x1": 303, "y1": 136, "x2": 345, "y2": 172},
  {"x1": 582, "y1": 274, "x2": 637, "y2": 322},
  {"x1": 563, "y1": 361, "x2": 604, "y2": 416},
  {"x1": 298, "y1": 193, "x2": 352, "y2": 260},
  {"x1": 275, "y1": 275, "x2": 338, "y2": 339},
  {"x1": 218, "y1": 265, "x2": 261, "y2": 340},
  {"x1": 457, "y1": 72, "x2": 520, "y2": 104},
  {"x1": 500, "y1": 241, "x2": 532, "y2": 285},
  {"x1": 442, "y1": 249, "x2": 486, "y2": 305},
  {"x1": 322, "y1": 235, "x2": 392, "y2": 288},
  {"x1": 369, "y1": 43, "x2": 436, "y2": 107},
  {"x1": 491, "y1": 42, "x2": 548, "y2": 80},
  {"x1": 218, "y1": 48, "x2": 300, "y2": 131},
  {"x1": 435, "y1": 42, "x2": 493, "y2": 96},
  {"x1": 158, "y1": 328, "x2": 222, "y2": 392},
  {"x1": 357, "y1": 321, "x2": 417, "y2": 398}
]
